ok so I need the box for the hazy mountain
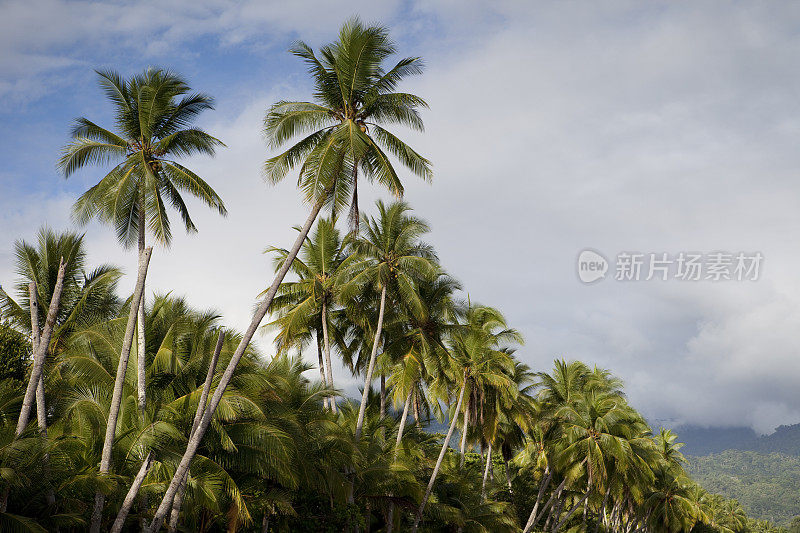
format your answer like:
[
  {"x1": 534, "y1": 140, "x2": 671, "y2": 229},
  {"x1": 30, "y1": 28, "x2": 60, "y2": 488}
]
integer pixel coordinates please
[{"x1": 674, "y1": 423, "x2": 800, "y2": 456}]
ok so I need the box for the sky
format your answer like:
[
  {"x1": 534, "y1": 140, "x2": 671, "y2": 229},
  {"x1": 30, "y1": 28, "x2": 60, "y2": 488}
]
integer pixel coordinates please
[{"x1": 2, "y1": 0, "x2": 800, "y2": 435}]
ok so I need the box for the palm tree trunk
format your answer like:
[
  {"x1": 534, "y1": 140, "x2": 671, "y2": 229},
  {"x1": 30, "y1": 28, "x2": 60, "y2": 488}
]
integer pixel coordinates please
[
  {"x1": 543, "y1": 477, "x2": 568, "y2": 532},
  {"x1": 28, "y1": 283, "x2": 48, "y2": 436},
  {"x1": 29, "y1": 283, "x2": 56, "y2": 520},
  {"x1": 167, "y1": 331, "x2": 226, "y2": 532},
  {"x1": 411, "y1": 373, "x2": 467, "y2": 533},
  {"x1": 110, "y1": 452, "x2": 153, "y2": 533},
  {"x1": 386, "y1": 389, "x2": 413, "y2": 533},
  {"x1": 522, "y1": 466, "x2": 551, "y2": 533},
  {"x1": 321, "y1": 301, "x2": 336, "y2": 413},
  {"x1": 147, "y1": 199, "x2": 326, "y2": 533},
  {"x1": 354, "y1": 285, "x2": 386, "y2": 440},
  {"x1": 459, "y1": 399, "x2": 469, "y2": 464},
  {"x1": 89, "y1": 247, "x2": 152, "y2": 533},
  {"x1": 137, "y1": 206, "x2": 147, "y2": 416},
  {"x1": 394, "y1": 389, "x2": 413, "y2": 456},
  {"x1": 583, "y1": 471, "x2": 592, "y2": 525},
  {"x1": 481, "y1": 442, "x2": 492, "y2": 499},
  {"x1": 413, "y1": 392, "x2": 421, "y2": 427},
  {"x1": 261, "y1": 513, "x2": 270, "y2": 533},
  {"x1": 317, "y1": 338, "x2": 329, "y2": 410},
  {"x1": 503, "y1": 458, "x2": 514, "y2": 496},
  {"x1": 16, "y1": 258, "x2": 66, "y2": 436},
  {"x1": 595, "y1": 486, "x2": 610, "y2": 533},
  {"x1": 380, "y1": 374, "x2": 386, "y2": 417},
  {"x1": 554, "y1": 492, "x2": 590, "y2": 532}
]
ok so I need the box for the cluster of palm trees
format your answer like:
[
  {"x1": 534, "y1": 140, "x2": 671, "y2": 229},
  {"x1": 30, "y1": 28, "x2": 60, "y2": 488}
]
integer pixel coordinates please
[{"x1": 0, "y1": 16, "x2": 784, "y2": 533}]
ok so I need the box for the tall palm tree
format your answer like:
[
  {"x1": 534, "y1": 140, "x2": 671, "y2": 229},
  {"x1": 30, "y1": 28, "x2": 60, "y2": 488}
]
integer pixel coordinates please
[
  {"x1": 266, "y1": 218, "x2": 347, "y2": 413},
  {"x1": 262, "y1": 17, "x2": 432, "y2": 230},
  {"x1": 148, "y1": 19, "x2": 432, "y2": 530},
  {"x1": 340, "y1": 200, "x2": 437, "y2": 440},
  {"x1": 58, "y1": 67, "x2": 226, "y2": 416}
]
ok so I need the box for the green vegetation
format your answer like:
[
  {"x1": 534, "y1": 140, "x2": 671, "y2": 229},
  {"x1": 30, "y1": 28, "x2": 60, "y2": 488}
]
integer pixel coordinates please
[
  {"x1": 686, "y1": 451, "x2": 800, "y2": 527},
  {"x1": 0, "y1": 16, "x2": 791, "y2": 533}
]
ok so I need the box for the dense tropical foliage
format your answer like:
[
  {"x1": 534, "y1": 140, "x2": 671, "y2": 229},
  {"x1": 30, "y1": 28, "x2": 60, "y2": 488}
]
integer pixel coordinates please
[{"x1": 0, "y1": 17, "x2": 791, "y2": 533}]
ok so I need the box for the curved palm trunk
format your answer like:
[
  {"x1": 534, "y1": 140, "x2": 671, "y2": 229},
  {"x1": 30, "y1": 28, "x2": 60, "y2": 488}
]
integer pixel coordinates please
[
  {"x1": 89, "y1": 247, "x2": 152, "y2": 533},
  {"x1": 167, "y1": 331, "x2": 226, "y2": 532},
  {"x1": 459, "y1": 397, "x2": 469, "y2": 464},
  {"x1": 147, "y1": 200, "x2": 325, "y2": 533},
  {"x1": 110, "y1": 452, "x2": 153, "y2": 533},
  {"x1": 16, "y1": 258, "x2": 66, "y2": 436},
  {"x1": 481, "y1": 442, "x2": 492, "y2": 499},
  {"x1": 137, "y1": 206, "x2": 147, "y2": 416},
  {"x1": 411, "y1": 374, "x2": 467, "y2": 533},
  {"x1": 321, "y1": 301, "x2": 336, "y2": 413},
  {"x1": 354, "y1": 285, "x2": 386, "y2": 440}
]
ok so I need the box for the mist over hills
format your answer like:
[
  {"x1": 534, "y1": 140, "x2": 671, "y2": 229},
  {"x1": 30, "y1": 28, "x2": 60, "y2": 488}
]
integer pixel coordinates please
[{"x1": 675, "y1": 423, "x2": 800, "y2": 456}]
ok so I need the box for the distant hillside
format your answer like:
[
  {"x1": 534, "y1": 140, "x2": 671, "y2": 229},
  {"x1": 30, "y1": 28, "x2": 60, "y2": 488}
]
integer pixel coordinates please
[
  {"x1": 685, "y1": 450, "x2": 800, "y2": 526},
  {"x1": 675, "y1": 423, "x2": 800, "y2": 456}
]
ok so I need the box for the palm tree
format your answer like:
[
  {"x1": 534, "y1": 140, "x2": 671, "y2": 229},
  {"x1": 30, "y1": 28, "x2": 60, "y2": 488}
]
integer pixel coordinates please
[
  {"x1": 0, "y1": 228, "x2": 121, "y2": 436},
  {"x1": 388, "y1": 271, "x2": 461, "y2": 452},
  {"x1": 262, "y1": 17, "x2": 432, "y2": 230},
  {"x1": 340, "y1": 200, "x2": 437, "y2": 440},
  {"x1": 266, "y1": 218, "x2": 348, "y2": 413},
  {"x1": 148, "y1": 19, "x2": 432, "y2": 530},
  {"x1": 453, "y1": 305, "x2": 522, "y2": 463},
  {"x1": 58, "y1": 67, "x2": 227, "y2": 416},
  {"x1": 412, "y1": 305, "x2": 521, "y2": 531}
]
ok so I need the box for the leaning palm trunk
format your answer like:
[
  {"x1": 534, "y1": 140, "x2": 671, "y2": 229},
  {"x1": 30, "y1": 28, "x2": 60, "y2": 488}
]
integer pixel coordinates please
[
  {"x1": 110, "y1": 452, "x2": 153, "y2": 533},
  {"x1": 16, "y1": 259, "x2": 66, "y2": 436},
  {"x1": 554, "y1": 492, "x2": 590, "y2": 532},
  {"x1": 481, "y1": 442, "x2": 492, "y2": 499},
  {"x1": 522, "y1": 466, "x2": 552, "y2": 533},
  {"x1": 167, "y1": 331, "x2": 226, "y2": 532},
  {"x1": 394, "y1": 389, "x2": 413, "y2": 457},
  {"x1": 147, "y1": 200, "x2": 325, "y2": 532},
  {"x1": 137, "y1": 207, "x2": 147, "y2": 416},
  {"x1": 321, "y1": 301, "x2": 336, "y2": 413},
  {"x1": 354, "y1": 285, "x2": 386, "y2": 439},
  {"x1": 89, "y1": 247, "x2": 152, "y2": 533},
  {"x1": 411, "y1": 374, "x2": 467, "y2": 533}
]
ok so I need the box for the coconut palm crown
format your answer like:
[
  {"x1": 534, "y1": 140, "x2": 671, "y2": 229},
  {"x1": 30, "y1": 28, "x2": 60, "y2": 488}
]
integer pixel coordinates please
[
  {"x1": 263, "y1": 17, "x2": 432, "y2": 226},
  {"x1": 58, "y1": 67, "x2": 227, "y2": 247}
]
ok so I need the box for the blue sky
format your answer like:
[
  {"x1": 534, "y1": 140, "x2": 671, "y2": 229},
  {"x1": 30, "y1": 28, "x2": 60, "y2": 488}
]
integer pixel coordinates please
[{"x1": 4, "y1": 1, "x2": 800, "y2": 433}]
